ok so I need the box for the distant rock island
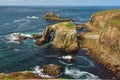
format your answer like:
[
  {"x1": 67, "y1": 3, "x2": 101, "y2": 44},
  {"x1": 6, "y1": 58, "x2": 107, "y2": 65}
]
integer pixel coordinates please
[{"x1": 43, "y1": 12, "x2": 72, "y2": 22}]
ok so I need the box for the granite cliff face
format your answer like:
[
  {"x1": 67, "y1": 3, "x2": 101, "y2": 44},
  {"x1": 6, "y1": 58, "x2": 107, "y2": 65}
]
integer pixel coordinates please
[
  {"x1": 36, "y1": 22, "x2": 79, "y2": 51},
  {"x1": 81, "y1": 10, "x2": 120, "y2": 77}
]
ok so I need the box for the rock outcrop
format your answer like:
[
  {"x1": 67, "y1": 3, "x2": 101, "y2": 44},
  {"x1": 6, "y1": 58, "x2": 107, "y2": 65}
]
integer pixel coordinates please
[
  {"x1": 43, "y1": 12, "x2": 72, "y2": 22},
  {"x1": 36, "y1": 22, "x2": 79, "y2": 52},
  {"x1": 0, "y1": 71, "x2": 42, "y2": 80},
  {"x1": 80, "y1": 10, "x2": 120, "y2": 77},
  {"x1": 42, "y1": 64, "x2": 62, "y2": 76}
]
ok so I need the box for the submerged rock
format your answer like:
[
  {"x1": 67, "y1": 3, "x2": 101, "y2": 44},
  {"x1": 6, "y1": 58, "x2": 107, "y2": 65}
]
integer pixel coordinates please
[
  {"x1": 43, "y1": 12, "x2": 72, "y2": 22},
  {"x1": 6, "y1": 32, "x2": 28, "y2": 44}
]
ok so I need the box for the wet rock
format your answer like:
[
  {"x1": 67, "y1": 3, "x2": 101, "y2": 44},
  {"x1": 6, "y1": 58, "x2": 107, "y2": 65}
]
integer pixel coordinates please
[
  {"x1": 32, "y1": 34, "x2": 42, "y2": 39},
  {"x1": 42, "y1": 64, "x2": 62, "y2": 76},
  {"x1": 18, "y1": 35, "x2": 27, "y2": 43},
  {"x1": 43, "y1": 12, "x2": 72, "y2": 22}
]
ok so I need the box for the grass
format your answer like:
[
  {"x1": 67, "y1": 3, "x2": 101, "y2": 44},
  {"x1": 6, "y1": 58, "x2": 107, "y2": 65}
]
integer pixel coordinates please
[
  {"x1": 105, "y1": 13, "x2": 120, "y2": 30},
  {"x1": 66, "y1": 22, "x2": 74, "y2": 28},
  {"x1": 94, "y1": 9, "x2": 120, "y2": 16}
]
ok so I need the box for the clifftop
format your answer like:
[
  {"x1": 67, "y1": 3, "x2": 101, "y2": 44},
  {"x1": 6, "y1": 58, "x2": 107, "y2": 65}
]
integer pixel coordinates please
[{"x1": 82, "y1": 10, "x2": 120, "y2": 77}]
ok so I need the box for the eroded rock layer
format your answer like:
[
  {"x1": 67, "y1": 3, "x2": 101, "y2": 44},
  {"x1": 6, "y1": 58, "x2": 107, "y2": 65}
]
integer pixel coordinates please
[
  {"x1": 81, "y1": 10, "x2": 120, "y2": 77},
  {"x1": 36, "y1": 22, "x2": 79, "y2": 52}
]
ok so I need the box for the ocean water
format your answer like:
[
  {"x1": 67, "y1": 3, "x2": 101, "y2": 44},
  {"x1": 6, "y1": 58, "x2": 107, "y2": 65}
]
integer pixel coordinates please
[{"x1": 0, "y1": 6, "x2": 120, "y2": 79}]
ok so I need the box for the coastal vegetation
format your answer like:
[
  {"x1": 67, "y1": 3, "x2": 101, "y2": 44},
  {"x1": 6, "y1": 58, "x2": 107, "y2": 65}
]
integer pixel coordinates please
[{"x1": 66, "y1": 22, "x2": 74, "y2": 28}]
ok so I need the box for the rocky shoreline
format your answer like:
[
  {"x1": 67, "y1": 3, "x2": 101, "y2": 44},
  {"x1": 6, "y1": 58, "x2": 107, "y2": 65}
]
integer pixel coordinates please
[
  {"x1": 1, "y1": 10, "x2": 120, "y2": 79},
  {"x1": 80, "y1": 10, "x2": 120, "y2": 78}
]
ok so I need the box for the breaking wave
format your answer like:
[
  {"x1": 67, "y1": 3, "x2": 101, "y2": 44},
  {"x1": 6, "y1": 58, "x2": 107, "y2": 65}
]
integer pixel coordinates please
[
  {"x1": 31, "y1": 65, "x2": 62, "y2": 78},
  {"x1": 64, "y1": 67, "x2": 99, "y2": 79},
  {"x1": 31, "y1": 66, "x2": 52, "y2": 78},
  {"x1": 5, "y1": 32, "x2": 32, "y2": 44},
  {"x1": 26, "y1": 16, "x2": 39, "y2": 19}
]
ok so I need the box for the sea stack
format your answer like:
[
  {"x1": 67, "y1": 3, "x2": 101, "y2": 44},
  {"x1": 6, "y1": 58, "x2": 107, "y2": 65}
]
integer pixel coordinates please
[
  {"x1": 43, "y1": 12, "x2": 72, "y2": 22},
  {"x1": 36, "y1": 22, "x2": 79, "y2": 52}
]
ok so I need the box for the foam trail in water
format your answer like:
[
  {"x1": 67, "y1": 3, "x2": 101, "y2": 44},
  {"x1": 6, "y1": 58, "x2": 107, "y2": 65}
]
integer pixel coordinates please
[
  {"x1": 65, "y1": 67, "x2": 99, "y2": 79},
  {"x1": 13, "y1": 48, "x2": 20, "y2": 52},
  {"x1": 1, "y1": 18, "x2": 26, "y2": 27},
  {"x1": 14, "y1": 19, "x2": 26, "y2": 23},
  {"x1": 77, "y1": 56, "x2": 95, "y2": 68},
  {"x1": 59, "y1": 60, "x2": 73, "y2": 66},
  {"x1": 26, "y1": 16, "x2": 39, "y2": 19}
]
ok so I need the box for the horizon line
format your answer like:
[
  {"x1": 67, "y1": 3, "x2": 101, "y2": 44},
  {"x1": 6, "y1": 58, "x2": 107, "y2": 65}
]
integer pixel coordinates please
[{"x1": 0, "y1": 5, "x2": 120, "y2": 7}]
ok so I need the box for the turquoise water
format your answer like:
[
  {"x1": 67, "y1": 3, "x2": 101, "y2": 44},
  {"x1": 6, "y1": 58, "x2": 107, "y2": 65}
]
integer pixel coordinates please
[{"x1": 0, "y1": 6, "x2": 120, "y2": 79}]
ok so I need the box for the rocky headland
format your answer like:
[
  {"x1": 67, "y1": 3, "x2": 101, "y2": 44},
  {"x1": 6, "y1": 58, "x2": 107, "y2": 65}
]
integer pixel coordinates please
[
  {"x1": 43, "y1": 12, "x2": 72, "y2": 22},
  {"x1": 1, "y1": 9, "x2": 120, "y2": 79},
  {"x1": 80, "y1": 10, "x2": 120, "y2": 77}
]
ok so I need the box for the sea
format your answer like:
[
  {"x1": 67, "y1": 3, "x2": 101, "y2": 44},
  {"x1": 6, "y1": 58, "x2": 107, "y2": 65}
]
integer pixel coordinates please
[{"x1": 0, "y1": 6, "x2": 120, "y2": 79}]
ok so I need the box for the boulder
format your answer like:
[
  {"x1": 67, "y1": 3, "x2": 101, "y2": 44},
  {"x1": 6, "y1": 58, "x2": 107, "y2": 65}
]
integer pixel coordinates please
[{"x1": 42, "y1": 64, "x2": 62, "y2": 76}]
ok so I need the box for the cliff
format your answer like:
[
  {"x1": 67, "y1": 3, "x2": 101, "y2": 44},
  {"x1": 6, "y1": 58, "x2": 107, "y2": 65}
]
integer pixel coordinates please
[
  {"x1": 81, "y1": 10, "x2": 120, "y2": 77},
  {"x1": 43, "y1": 12, "x2": 72, "y2": 22},
  {"x1": 36, "y1": 22, "x2": 79, "y2": 52}
]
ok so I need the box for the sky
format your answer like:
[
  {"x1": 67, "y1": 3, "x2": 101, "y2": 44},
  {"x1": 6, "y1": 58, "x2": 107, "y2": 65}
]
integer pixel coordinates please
[{"x1": 0, "y1": 0, "x2": 120, "y2": 6}]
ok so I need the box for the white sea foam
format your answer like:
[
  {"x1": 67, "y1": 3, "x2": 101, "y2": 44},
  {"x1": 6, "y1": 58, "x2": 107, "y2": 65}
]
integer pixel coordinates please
[
  {"x1": 22, "y1": 33, "x2": 32, "y2": 38},
  {"x1": 5, "y1": 32, "x2": 33, "y2": 44},
  {"x1": 31, "y1": 66, "x2": 53, "y2": 78},
  {"x1": 62, "y1": 55, "x2": 72, "y2": 60},
  {"x1": 26, "y1": 16, "x2": 39, "y2": 19},
  {"x1": 64, "y1": 67, "x2": 99, "y2": 79},
  {"x1": 5, "y1": 32, "x2": 23, "y2": 44}
]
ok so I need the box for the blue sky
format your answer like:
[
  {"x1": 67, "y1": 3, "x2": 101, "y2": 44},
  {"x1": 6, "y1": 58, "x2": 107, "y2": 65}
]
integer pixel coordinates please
[{"x1": 0, "y1": 0, "x2": 120, "y2": 6}]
